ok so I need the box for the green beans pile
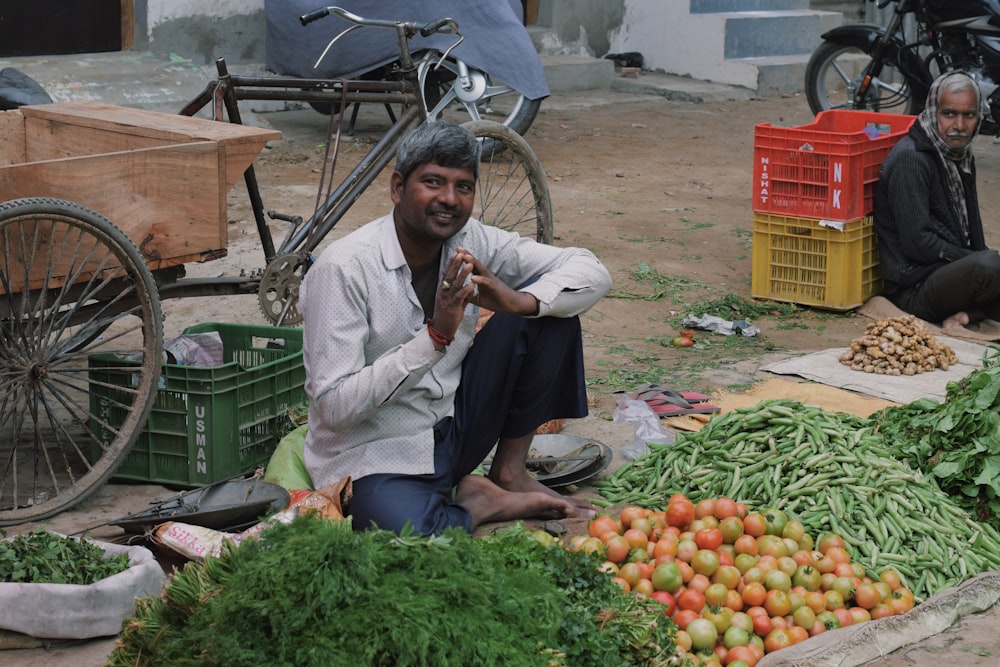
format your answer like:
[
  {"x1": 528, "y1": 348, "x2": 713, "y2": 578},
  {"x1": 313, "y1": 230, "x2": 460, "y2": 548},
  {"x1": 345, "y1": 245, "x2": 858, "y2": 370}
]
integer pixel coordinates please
[{"x1": 593, "y1": 399, "x2": 1000, "y2": 600}]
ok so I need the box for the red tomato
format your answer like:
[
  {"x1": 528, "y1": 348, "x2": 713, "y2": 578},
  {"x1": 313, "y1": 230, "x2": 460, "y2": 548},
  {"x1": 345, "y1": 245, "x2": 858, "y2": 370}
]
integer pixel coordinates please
[
  {"x1": 677, "y1": 587, "x2": 708, "y2": 613},
  {"x1": 714, "y1": 497, "x2": 739, "y2": 519},
  {"x1": 588, "y1": 515, "x2": 621, "y2": 539},
  {"x1": 666, "y1": 501, "x2": 695, "y2": 529},
  {"x1": 733, "y1": 534, "x2": 759, "y2": 556},
  {"x1": 696, "y1": 528, "x2": 725, "y2": 551},
  {"x1": 848, "y1": 606, "x2": 872, "y2": 624},
  {"x1": 832, "y1": 607, "x2": 854, "y2": 627},
  {"x1": 751, "y1": 612, "x2": 772, "y2": 637},
  {"x1": 622, "y1": 527, "x2": 650, "y2": 550},
  {"x1": 762, "y1": 628, "x2": 791, "y2": 653},
  {"x1": 816, "y1": 533, "x2": 847, "y2": 554},
  {"x1": 619, "y1": 505, "x2": 647, "y2": 529},
  {"x1": 879, "y1": 569, "x2": 903, "y2": 591},
  {"x1": 674, "y1": 608, "x2": 700, "y2": 631},
  {"x1": 889, "y1": 591, "x2": 914, "y2": 615},
  {"x1": 726, "y1": 645, "x2": 759, "y2": 666},
  {"x1": 695, "y1": 498, "x2": 717, "y2": 519},
  {"x1": 604, "y1": 535, "x2": 631, "y2": 564},
  {"x1": 786, "y1": 624, "x2": 809, "y2": 645},
  {"x1": 869, "y1": 602, "x2": 895, "y2": 620},
  {"x1": 741, "y1": 581, "x2": 767, "y2": 607},
  {"x1": 742, "y1": 513, "x2": 767, "y2": 538},
  {"x1": 652, "y1": 590, "x2": 677, "y2": 616}
]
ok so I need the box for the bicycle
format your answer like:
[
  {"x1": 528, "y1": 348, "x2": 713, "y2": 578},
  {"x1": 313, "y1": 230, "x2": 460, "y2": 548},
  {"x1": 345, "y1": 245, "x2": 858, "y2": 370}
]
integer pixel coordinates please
[{"x1": 0, "y1": 5, "x2": 553, "y2": 525}]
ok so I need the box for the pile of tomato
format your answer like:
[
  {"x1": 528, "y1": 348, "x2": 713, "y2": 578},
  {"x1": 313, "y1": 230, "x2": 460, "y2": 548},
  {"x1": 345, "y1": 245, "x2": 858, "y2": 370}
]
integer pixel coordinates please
[{"x1": 574, "y1": 494, "x2": 916, "y2": 667}]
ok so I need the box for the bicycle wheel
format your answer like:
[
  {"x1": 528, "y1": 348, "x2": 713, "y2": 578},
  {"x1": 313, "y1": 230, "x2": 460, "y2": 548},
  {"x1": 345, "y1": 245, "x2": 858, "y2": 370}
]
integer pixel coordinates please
[
  {"x1": 0, "y1": 198, "x2": 163, "y2": 525},
  {"x1": 805, "y1": 41, "x2": 920, "y2": 115},
  {"x1": 420, "y1": 53, "x2": 542, "y2": 136},
  {"x1": 465, "y1": 119, "x2": 553, "y2": 245}
]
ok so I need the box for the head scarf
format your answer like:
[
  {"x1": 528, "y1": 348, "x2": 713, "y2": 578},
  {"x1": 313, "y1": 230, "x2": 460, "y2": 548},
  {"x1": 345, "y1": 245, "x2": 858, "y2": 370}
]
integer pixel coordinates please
[{"x1": 917, "y1": 71, "x2": 982, "y2": 244}]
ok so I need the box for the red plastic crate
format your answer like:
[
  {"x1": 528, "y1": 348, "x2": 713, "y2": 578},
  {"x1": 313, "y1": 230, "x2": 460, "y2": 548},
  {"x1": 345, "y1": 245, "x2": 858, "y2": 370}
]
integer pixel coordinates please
[{"x1": 752, "y1": 110, "x2": 914, "y2": 221}]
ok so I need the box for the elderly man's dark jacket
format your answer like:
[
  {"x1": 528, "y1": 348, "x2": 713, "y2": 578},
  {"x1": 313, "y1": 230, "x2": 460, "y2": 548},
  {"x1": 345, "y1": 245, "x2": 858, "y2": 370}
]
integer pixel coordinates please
[{"x1": 873, "y1": 122, "x2": 986, "y2": 297}]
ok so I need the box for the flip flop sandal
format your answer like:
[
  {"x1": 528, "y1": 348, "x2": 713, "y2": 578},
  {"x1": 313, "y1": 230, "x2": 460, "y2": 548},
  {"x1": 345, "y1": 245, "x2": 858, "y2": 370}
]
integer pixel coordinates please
[
  {"x1": 646, "y1": 401, "x2": 720, "y2": 417},
  {"x1": 630, "y1": 384, "x2": 712, "y2": 409}
]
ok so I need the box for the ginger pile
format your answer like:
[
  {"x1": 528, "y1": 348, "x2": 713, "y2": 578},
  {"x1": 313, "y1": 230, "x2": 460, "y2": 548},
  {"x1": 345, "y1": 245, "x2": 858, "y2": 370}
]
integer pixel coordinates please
[{"x1": 839, "y1": 314, "x2": 957, "y2": 375}]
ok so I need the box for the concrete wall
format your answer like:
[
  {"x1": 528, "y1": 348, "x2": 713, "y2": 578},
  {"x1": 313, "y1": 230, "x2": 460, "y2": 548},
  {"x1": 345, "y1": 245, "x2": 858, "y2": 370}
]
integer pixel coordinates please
[
  {"x1": 134, "y1": 0, "x2": 266, "y2": 64},
  {"x1": 535, "y1": 0, "x2": 626, "y2": 58}
]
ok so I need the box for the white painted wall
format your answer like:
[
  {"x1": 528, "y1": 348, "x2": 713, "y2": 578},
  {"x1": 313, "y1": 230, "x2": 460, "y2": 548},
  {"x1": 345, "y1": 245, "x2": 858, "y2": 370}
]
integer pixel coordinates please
[{"x1": 607, "y1": 0, "x2": 761, "y2": 89}]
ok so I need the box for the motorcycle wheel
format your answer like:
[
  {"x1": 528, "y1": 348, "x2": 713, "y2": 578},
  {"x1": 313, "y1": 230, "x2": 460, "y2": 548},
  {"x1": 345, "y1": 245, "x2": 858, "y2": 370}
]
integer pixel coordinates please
[
  {"x1": 805, "y1": 40, "x2": 921, "y2": 116},
  {"x1": 418, "y1": 52, "x2": 541, "y2": 137}
]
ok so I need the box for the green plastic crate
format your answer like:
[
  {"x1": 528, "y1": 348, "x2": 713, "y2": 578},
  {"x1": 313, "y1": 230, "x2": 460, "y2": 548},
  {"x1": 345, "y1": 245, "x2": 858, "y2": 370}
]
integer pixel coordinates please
[{"x1": 89, "y1": 323, "x2": 306, "y2": 487}]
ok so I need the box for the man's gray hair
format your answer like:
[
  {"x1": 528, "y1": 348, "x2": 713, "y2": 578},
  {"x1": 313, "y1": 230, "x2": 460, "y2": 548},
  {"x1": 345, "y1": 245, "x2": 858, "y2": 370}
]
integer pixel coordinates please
[{"x1": 394, "y1": 122, "x2": 481, "y2": 184}]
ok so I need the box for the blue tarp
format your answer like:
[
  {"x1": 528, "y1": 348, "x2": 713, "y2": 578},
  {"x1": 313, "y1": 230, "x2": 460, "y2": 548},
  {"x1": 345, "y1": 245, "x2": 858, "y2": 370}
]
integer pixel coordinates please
[{"x1": 264, "y1": 0, "x2": 549, "y2": 100}]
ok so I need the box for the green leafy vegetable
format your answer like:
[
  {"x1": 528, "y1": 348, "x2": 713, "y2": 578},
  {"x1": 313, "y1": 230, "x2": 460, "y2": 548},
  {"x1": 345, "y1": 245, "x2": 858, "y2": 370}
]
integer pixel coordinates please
[
  {"x1": 108, "y1": 517, "x2": 682, "y2": 667},
  {"x1": 873, "y1": 363, "x2": 1000, "y2": 530},
  {"x1": 0, "y1": 530, "x2": 130, "y2": 585}
]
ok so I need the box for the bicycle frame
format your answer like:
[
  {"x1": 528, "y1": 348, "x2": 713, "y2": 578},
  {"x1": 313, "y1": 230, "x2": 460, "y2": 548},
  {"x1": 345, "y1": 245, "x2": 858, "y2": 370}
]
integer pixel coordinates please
[
  {"x1": 179, "y1": 57, "x2": 426, "y2": 265},
  {"x1": 178, "y1": 5, "x2": 464, "y2": 269}
]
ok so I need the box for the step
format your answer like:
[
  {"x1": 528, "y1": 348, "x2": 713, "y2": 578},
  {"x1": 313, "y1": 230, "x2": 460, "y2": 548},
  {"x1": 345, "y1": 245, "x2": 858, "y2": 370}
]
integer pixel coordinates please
[
  {"x1": 735, "y1": 53, "x2": 812, "y2": 97},
  {"x1": 540, "y1": 54, "x2": 615, "y2": 93},
  {"x1": 690, "y1": 0, "x2": 810, "y2": 11},
  {"x1": 716, "y1": 10, "x2": 843, "y2": 59}
]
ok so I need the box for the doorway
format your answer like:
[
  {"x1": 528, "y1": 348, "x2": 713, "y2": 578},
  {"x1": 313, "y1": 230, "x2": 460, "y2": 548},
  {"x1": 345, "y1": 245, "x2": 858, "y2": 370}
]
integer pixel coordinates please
[{"x1": 0, "y1": 0, "x2": 133, "y2": 57}]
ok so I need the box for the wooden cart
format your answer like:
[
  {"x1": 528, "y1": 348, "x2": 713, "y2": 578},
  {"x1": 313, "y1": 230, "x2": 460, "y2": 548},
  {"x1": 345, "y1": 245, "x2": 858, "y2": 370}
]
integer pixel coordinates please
[{"x1": 0, "y1": 101, "x2": 279, "y2": 525}]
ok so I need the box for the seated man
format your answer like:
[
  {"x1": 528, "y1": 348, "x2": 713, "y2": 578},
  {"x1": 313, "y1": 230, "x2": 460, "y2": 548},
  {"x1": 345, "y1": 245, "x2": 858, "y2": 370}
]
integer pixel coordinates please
[
  {"x1": 874, "y1": 70, "x2": 1000, "y2": 329},
  {"x1": 298, "y1": 121, "x2": 612, "y2": 535}
]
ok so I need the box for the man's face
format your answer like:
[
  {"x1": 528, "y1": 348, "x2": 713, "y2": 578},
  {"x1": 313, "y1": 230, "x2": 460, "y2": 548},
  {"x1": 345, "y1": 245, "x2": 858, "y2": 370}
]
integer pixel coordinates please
[
  {"x1": 391, "y1": 162, "x2": 476, "y2": 243},
  {"x1": 936, "y1": 87, "x2": 980, "y2": 150}
]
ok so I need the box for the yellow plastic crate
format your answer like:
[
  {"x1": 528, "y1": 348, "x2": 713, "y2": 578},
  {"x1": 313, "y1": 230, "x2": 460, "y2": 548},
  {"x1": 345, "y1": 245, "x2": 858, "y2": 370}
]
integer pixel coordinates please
[{"x1": 751, "y1": 212, "x2": 882, "y2": 311}]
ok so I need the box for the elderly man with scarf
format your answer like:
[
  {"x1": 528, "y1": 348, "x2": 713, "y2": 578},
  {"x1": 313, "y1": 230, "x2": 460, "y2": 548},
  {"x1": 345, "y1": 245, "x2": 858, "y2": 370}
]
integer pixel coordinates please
[{"x1": 874, "y1": 70, "x2": 1000, "y2": 330}]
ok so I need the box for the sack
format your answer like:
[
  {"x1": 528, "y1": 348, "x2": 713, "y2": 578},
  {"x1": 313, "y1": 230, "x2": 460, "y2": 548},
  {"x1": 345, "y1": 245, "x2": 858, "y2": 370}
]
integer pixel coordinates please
[
  {"x1": 154, "y1": 479, "x2": 353, "y2": 562},
  {"x1": 0, "y1": 539, "x2": 165, "y2": 640}
]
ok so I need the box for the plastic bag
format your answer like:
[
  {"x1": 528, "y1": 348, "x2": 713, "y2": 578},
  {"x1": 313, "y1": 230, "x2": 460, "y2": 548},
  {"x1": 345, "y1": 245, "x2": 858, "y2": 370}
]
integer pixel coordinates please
[
  {"x1": 681, "y1": 313, "x2": 760, "y2": 337},
  {"x1": 613, "y1": 395, "x2": 676, "y2": 461},
  {"x1": 125, "y1": 331, "x2": 224, "y2": 366}
]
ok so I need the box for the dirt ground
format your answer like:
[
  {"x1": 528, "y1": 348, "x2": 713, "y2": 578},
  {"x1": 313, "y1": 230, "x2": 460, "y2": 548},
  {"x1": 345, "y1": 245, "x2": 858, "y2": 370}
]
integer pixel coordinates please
[{"x1": 7, "y1": 84, "x2": 1000, "y2": 665}]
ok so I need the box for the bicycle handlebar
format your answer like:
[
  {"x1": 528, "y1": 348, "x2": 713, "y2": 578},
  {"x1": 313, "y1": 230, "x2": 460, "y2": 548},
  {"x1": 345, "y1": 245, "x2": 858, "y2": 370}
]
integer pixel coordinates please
[{"x1": 299, "y1": 5, "x2": 459, "y2": 37}]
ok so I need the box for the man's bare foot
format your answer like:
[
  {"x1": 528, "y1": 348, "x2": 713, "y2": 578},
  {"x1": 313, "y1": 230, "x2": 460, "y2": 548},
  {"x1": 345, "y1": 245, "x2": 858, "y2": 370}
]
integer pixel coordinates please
[
  {"x1": 942, "y1": 311, "x2": 971, "y2": 329},
  {"x1": 486, "y1": 466, "x2": 598, "y2": 515},
  {"x1": 455, "y1": 474, "x2": 591, "y2": 530}
]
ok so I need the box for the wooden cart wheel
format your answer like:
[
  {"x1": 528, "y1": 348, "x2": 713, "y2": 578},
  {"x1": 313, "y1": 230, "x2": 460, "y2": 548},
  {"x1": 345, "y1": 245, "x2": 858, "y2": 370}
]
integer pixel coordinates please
[
  {"x1": 0, "y1": 197, "x2": 163, "y2": 525},
  {"x1": 464, "y1": 120, "x2": 554, "y2": 244}
]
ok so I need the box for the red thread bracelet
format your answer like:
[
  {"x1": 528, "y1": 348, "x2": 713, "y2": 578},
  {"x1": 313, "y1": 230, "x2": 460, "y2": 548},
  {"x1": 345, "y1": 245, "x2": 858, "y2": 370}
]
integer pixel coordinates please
[{"x1": 426, "y1": 319, "x2": 454, "y2": 347}]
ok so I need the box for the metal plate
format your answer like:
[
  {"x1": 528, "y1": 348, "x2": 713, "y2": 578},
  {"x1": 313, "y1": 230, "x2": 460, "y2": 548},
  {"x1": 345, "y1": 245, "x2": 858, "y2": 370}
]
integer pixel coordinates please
[
  {"x1": 110, "y1": 480, "x2": 291, "y2": 534},
  {"x1": 484, "y1": 434, "x2": 613, "y2": 488}
]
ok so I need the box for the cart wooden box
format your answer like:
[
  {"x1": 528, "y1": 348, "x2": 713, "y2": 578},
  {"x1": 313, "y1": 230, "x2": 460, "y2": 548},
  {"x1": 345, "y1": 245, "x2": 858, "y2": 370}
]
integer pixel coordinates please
[{"x1": 0, "y1": 101, "x2": 280, "y2": 293}]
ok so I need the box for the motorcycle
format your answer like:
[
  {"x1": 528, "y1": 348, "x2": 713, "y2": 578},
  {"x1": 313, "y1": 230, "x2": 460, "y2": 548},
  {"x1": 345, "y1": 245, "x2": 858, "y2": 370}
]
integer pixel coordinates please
[
  {"x1": 0, "y1": 67, "x2": 52, "y2": 109},
  {"x1": 265, "y1": 0, "x2": 545, "y2": 136},
  {"x1": 804, "y1": 0, "x2": 1000, "y2": 135}
]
